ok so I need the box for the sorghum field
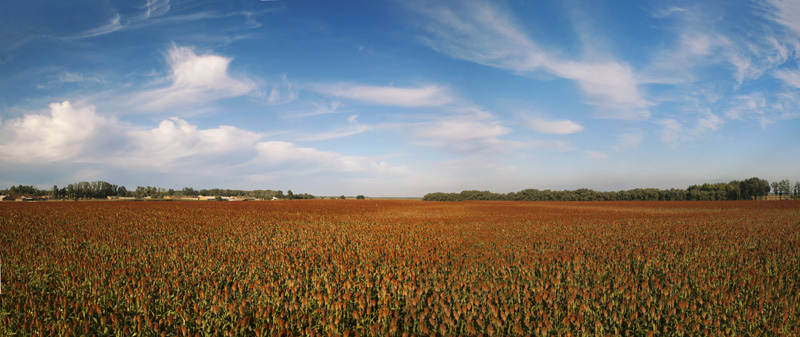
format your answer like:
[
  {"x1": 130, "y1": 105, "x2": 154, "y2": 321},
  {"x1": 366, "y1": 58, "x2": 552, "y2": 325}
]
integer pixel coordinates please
[{"x1": 1, "y1": 200, "x2": 799, "y2": 336}]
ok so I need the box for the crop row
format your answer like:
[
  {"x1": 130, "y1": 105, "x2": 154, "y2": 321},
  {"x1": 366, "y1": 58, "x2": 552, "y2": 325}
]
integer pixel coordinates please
[{"x1": 1, "y1": 200, "x2": 799, "y2": 336}]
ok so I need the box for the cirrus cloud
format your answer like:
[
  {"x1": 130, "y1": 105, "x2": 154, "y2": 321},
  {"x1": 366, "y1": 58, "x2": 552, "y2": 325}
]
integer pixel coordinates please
[
  {"x1": 307, "y1": 82, "x2": 454, "y2": 107},
  {"x1": 522, "y1": 116, "x2": 583, "y2": 134},
  {"x1": 411, "y1": 1, "x2": 649, "y2": 119}
]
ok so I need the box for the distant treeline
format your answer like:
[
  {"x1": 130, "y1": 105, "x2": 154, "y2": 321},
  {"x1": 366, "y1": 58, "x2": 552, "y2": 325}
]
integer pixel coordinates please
[
  {"x1": 423, "y1": 177, "x2": 784, "y2": 201},
  {"x1": 1, "y1": 181, "x2": 315, "y2": 200}
]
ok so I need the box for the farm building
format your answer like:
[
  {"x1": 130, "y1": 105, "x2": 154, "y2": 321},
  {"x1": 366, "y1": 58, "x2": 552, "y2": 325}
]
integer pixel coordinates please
[{"x1": 2, "y1": 194, "x2": 36, "y2": 201}]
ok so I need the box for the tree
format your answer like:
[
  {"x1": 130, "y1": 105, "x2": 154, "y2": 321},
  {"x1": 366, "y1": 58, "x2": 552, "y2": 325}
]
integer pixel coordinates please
[
  {"x1": 339, "y1": 195, "x2": 346, "y2": 200},
  {"x1": 795, "y1": 181, "x2": 800, "y2": 199},
  {"x1": 771, "y1": 181, "x2": 780, "y2": 199},
  {"x1": 356, "y1": 195, "x2": 365, "y2": 199},
  {"x1": 726, "y1": 181, "x2": 741, "y2": 200},
  {"x1": 740, "y1": 177, "x2": 770, "y2": 200},
  {"x1": 287, "y1": 190, "x2": 294, "y2": 200},
  {"x1": 779, "y1": 179, "x2": 792, "y2": 200}
]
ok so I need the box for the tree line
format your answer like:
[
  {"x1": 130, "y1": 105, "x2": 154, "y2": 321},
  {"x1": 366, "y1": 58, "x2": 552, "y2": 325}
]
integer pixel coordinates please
[
  {"x1": 1, "y1": 181, "x2": 316, "y2": 200},
  {"x1": 423, "y1": 177, "x2": 798, "y2": 201}
]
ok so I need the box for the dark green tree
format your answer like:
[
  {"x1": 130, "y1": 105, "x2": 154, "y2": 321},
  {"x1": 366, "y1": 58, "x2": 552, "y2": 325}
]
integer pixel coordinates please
[{"x1": 779, "y1": 179, "x2": 792, "y2": 200}]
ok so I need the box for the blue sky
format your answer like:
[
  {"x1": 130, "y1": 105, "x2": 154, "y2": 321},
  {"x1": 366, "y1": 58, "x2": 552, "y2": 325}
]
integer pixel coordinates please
[{"x1": 1, "y1": 0, "x2": 799, "y2": 196}]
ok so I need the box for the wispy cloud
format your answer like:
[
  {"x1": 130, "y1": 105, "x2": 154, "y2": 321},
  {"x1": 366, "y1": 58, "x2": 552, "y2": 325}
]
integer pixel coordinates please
[
  {"x1": 57, "y1": 72, "x2": 105, "y2": 84},
  {"x1": 412, "y1": 1, "x2": 649, "y2": 118},
  {"x1": 645, "y1": 2, "x2": 795, "y2": 88},
  {"x1": 73, "y1": 12, "x2": 123, "y2": 39},
  {"x1": 692, "y1": 110, "x2": 724, "y2": 136},
  {"x1": 725, "y1": 93, "x2": 766, "y2": 120},
  {"x1": 297, "y1": 124, "x2": 371, "y2": 141},
  {"x1": 72, "y1": 0, "x2": 170, "y2": 39},
  {"x1": 70, "y1": 1, "x2": 269, "y2": 42},
  {"x1": 612, "y1": 132, "x2": 643, "y2": 151},
  {"x1": 282, "y1": 101, "x2": 344, "y2": 119},
  {"x1": 253, "y1": 141, "x2": 407, "y2": 175},
  {"x1": 641, "y1": 16, "x2": 732, "y2": 86},
  {"x1": 655, "y1": 110, "x2": 725, "y2": 145},
  {"x1": 409, "y1": 110, "x2": 515, "y2": 154},
  {"x1": 726, "y1": 93, "x2": 773, "y2": 127},
  {"x1": 267, "y1": 74, "x2": 297, "y2": 105},
  {"x1": 774, "y1": 66, "x2": 800, "y2": 88},
  {"x1": 140, "y1": 0, "x2": 171, "y2": 20},
  {"x1": 521, "y1": 116, "x2": 584, "y2": 135},
  {"x1": 762, "y1": 0, "x2": 800, "y2": 36},
  {"x1": 308, "y1": 83, "x2": 454, "y2": 107},
  {"x1": 583, "y1": 150, "x2": 608, "y2": 161},
  {"x1": 658, "y1": 119, "x2": 682, "y2": 145}
]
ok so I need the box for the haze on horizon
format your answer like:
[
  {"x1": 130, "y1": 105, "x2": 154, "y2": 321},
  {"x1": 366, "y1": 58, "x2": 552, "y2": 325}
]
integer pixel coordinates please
[{"x1": 1, "y1": 0, "x2": 799, "y2": 197}]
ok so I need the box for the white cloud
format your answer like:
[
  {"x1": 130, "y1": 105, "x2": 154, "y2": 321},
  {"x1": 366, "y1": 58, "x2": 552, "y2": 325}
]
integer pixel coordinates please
[
  {"x1": 695, "y1": 111, "x2": 724, "y2": 134},
  {"x1": 297, "y1": 125, "x2": 371, "y2": 141},
  {"x1": 726, "y1": 93, "x2": 776, "y2": 127},
  {"x1": 548, "y1": 61, "x2": 647, "y2": 117},
  {"x1": 141, "y1": 0, "x2": 171, "y2": 20},
  {"x1": 411, "y1": 116, "x2": 514, "y2": 154},
  {"x1": 522, "y1": 116, "x2": 583, "y2": 134},
  {"x1": 583, "y1": 150, "x2": 608, "y2": 161},
  {"x1": 0, "y1": 101, "x2": 118, "y2": 163},
  {"x1": 655, "y1": 111, "x2": 722, "y2": 145},
  {"x1": 526, "y1": 139, "x2": 575, "y2": 152},
  {"x1": 295, "y1": 114, "x2": 371, "y2": 141},
  {"x1": 412, "y1": 1, "x2": 648, "y2": 118},
  {"x1": 612, "y1": 132, "x2": 643, "y2": 151},
  {"x1": 763, "y1": 0, "x2": 800, "y2": 36},
  {"x1": 658, "y1": 119, "x2": 682, "y2": 145},
  {"x1": 133, "y1": 44, "x2": 257, "y2": 111},
  {"x1": 641, "y1": 29, "x2": 731, "y2": 85},
  {"x1": 57, "y1": 72, "x2": 105, "y2": 84},
  {"x1": 729, "y1": 53, "x2": 756, "y2": 85},
  {"x1": 308, "y1": 83, "x2": 454, "y2": 107},
  {"x1": 254, "y1": 141, "x2": 407, "y2": 175},
  {"x1": 773, "y1": 92, "x2": 800, "y2": 120},
  {"x1": 124, "y1": 117, "x2": 262, "y2": 169},
  {"x1": 267, "y1": 74, "x2": 297, "y2": 105},
  {"x1": 682, "y1": 34, "x2": 714, "y2": 56},
  {"x1": 645, "y1": 2, "x2": 794, "y2": 89},
  {"x1": 283, "y1": 101, "x2": 344, "y2": 119},
  {"x1": 0, "y1": 101, "x2": 405, "y2": 180},
  {"x1": 726, "y1": 93, "x2": 766, "y2": 120},
  {"x1": 72, "y1": 0, "x2": 172, "y2": 39},
  {"x1": 774, "y1": 66, "x2": 800, "y2": 88},
  {"x1": 73, "y1": 12, "x2": 123, "y2": 39}
]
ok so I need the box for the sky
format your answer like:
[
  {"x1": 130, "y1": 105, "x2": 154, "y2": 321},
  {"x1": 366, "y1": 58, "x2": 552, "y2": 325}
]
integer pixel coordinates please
[{"x1": 1, "y1": 0, "x2": 799, "y2": 197}]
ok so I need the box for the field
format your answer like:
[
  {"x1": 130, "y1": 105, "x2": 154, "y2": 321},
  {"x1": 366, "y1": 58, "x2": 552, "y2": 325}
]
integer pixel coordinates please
[{"x1": 1, "y1": 200, "x2": 799, "y2": 336}]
